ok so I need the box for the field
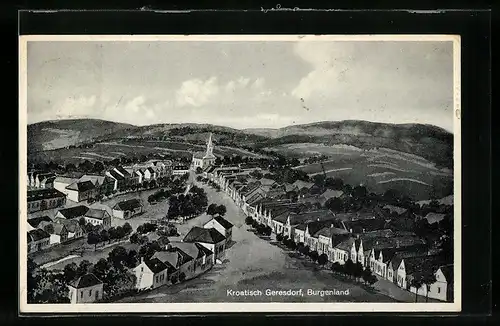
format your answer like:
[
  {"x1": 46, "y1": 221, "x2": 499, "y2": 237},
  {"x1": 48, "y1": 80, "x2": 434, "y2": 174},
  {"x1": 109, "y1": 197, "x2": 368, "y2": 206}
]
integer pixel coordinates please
[
  {"x1": 28, "y1": 139, "x2": 265, "y2": 165},
  {"x1": 274, "y1": 143, "x2": 453, "y2": 201}
]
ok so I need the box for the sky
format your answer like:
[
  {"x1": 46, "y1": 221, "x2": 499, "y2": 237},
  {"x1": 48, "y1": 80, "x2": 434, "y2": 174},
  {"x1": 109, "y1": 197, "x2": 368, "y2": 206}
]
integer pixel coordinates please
[{"x1": 26, "y1": 39, "x2": 455, "y2": 131}]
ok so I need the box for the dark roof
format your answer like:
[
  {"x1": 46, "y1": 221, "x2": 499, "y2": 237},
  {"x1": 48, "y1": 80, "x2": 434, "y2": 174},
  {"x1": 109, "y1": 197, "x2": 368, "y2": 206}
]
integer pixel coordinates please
[
  {"x1": 68, "y1": 273, "x2": 103, "y2": 289},
  {"x1": 84, "y1": 208, "x2": 109, "y2": 220},
  {"x1": 27, "y1": 216, "x2": 52, "y2": 228},
  {"x1": 183, "y1": 227, "x2": 226, "y2": 244},
  {"x1": 147, "y1": 167, "x2": 156, "y2": 174},
  {"x1": 113, "y1": 198, "x2": 142, "y2": 211},
  {"x1": 315, "y1": 225, "x2": 350, "y2": 238},
  {"x1": 108, "y1": 169, "x2": 125, "y2": 180},
  {"x1": 57, "y1": 205, "x2": 90, "y2": 219},
  {"x1": 54, "y1": 218, "x2": 82, "y2": 233},
  {"x1": 287, "y1": 210, "x2": 335, "y2": 226},
  {"x1": 382, "y1": 205, "x2": 408, "y2": 215},
  {"x1": 335, "y1": 237, "x2": 357, "y2": 252},
  {"x1": 66, "y1": 180, "x2": 96, "y2": 192},
  {"x1": 170, "y1": 242, "x2": 205, "y2": 259},
  {"x1": 27, "y1": 188, "x2": 66, "y2": 202},
  {"x1": 212, "y1": 216, "x2": 233, "y2": 229},
  {"x1": 307, "y1": 220, "x2": 339, "y2": 237},
  {"x1": 195, "y1": 242, "x2": 213, "y2": 256},
  {"x1": 343, "y1": 218, "x2": 386, "y2": 233},
  {"x1": 115, "y1": 166, "x2": 130, "y2": 177},
  {"x1": 144, "y1": 258, "x2": 168, "y2": 274},
  {"x1": 28, "y1": 229, "x2": 50, "y2": 241}
]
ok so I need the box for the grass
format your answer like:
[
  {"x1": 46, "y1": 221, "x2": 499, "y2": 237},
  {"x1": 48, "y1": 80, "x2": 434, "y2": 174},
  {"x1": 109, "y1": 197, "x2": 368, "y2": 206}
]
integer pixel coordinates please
[{"x1": 289, "y1": 145, "x2": 453, "y2": 200}]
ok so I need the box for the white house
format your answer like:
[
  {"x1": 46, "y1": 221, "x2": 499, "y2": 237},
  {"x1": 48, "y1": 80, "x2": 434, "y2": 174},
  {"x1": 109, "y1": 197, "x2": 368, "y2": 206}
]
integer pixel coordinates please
[
  {"x1": 133, "y1": 257, "x2": 170, "y2": 291},
  {"x1": 64, "y1": 180, "x2": 97, "y2": 202},
  {"x1": 83, "y1": 208, "x2": 112, "y2": 229},
  {"x1": 67, "y1": 273, "x2": 104, "y2": 304},
  {"x1": 203, "y1": 216, "x2": 234, "y2": 244}
]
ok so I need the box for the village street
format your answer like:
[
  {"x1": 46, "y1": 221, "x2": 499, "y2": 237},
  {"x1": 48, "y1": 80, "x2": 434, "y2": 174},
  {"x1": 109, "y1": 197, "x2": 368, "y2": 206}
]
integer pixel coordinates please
[{"x1": 118, "y1": 174, "x2": 396, "y2": 303}]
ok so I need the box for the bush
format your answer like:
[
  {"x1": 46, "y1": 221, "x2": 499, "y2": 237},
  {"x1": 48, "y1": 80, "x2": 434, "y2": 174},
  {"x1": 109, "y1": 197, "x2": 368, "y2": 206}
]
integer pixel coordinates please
[
  {"x1": 245, "y1": 216, "x2": 253, "y2": 225},
  {"x1": 170, "y1": 274, "x2": 178, "y2": 284},
  {"x1": 318, "y1": 253, "x2": 328, "y2": 266},
  {"x1": 276, "y1": 234, "x2": 283, "y2": 242},
  {"x1": 309, "y1": 250, "x2": 319, "y2": 262},
  {"x1": 179, "y1": 272, "x2": 186, "y2": 283}
]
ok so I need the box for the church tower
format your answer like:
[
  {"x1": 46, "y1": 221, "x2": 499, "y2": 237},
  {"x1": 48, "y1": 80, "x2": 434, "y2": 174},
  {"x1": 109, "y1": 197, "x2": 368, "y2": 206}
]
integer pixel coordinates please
[{"x1": 204, "y1": 133, "x2": 215, "y2": 159}]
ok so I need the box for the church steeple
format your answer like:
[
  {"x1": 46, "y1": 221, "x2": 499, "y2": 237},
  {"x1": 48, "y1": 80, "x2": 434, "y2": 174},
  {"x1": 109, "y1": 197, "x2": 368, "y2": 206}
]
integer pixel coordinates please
[{"x1": 205, "y1": 133, "x2": 215, "y2": 158}]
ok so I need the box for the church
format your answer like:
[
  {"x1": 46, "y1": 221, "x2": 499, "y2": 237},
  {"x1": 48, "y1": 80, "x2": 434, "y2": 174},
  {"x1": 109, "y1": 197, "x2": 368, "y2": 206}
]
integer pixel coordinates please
[{"x1": 192, "y1": 133, "x2": 216, "y2": 170}]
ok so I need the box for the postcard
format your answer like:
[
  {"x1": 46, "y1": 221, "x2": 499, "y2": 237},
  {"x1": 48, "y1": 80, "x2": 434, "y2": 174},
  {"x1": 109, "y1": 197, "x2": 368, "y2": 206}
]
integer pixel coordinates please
[{"x1": 19, "y1": 34, "x2": 461, "y2": 313}]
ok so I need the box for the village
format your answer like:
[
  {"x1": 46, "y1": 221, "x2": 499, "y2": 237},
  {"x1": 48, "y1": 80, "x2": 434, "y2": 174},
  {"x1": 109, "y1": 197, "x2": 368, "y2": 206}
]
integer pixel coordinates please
[{"x1": 26, "y1": 133, "x2": 454, "y2": 304}]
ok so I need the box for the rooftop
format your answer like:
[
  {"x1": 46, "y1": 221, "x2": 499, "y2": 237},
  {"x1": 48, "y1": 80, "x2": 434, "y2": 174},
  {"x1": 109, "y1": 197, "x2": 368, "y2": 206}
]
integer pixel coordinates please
[
  {"x1": 183, "y1": 227, "x2": 226, "y2": 244},
  {"x1": 66, "y1": 180, "x2": 96, "y2": 192},
  {"x1": 68, "y1": 273, "x2": 103, "y2": 289},
  {"x1": 27, "y1": 188, "x2": 66, "y2": 202},
  {"x1": 113, "y1": 199, "x2": 142, "y2": 211},
  {"x1": 57, "y1": 205, "x2": 90, "y2": 219}
]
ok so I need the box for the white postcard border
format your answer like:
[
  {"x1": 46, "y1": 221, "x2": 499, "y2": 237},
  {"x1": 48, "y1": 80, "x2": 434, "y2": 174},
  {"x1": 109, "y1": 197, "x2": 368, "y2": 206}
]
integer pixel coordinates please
[{"x1": 19, "y1": 34, "x2": 461, "y2": 313}]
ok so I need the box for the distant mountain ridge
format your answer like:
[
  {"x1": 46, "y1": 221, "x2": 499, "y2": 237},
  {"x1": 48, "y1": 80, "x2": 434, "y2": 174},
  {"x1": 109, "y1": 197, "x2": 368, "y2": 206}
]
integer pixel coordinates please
[{"x1": 27, "y1": 118, "x2": 453, "y2": 168}]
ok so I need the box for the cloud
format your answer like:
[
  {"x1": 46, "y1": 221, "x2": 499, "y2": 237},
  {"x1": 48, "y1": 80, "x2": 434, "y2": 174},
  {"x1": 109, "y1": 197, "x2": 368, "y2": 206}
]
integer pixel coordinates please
[{"x1": 176, "y1": 77, "x2": 219, "y2": 107}]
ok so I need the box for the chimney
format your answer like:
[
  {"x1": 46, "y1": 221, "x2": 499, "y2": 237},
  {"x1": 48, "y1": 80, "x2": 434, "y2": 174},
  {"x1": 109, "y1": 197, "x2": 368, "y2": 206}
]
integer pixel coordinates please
[
  {"x1": 362, "y1": 228, "x2": 365, "y2": 233},
  {"x1": 396, "y1": 240, "x2": 400, "y2": 248},
  {"x1": 140, "y1": 257, "x2": 144, "y2": 264},
  {"x1": 330, "y1": 224, "x2": 333, "y2": 229}
]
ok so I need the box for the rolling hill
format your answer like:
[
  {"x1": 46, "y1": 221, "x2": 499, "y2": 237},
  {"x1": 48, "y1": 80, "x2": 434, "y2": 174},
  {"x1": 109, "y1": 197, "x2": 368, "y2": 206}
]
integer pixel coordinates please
[{"x1": 27, "y1": 119, "x2": 135, "y2": 153}]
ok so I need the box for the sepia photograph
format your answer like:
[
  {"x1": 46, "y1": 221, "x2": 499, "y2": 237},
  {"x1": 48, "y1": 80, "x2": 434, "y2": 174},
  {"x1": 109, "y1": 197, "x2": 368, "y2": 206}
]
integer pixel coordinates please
[{"x1": 19, "y1": 35, "x2": 461, "y2": 313}]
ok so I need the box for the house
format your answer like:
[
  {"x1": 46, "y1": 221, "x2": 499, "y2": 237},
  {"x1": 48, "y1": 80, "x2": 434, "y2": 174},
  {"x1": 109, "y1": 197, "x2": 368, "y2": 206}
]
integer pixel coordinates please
[
  {"x1": 37, "y1": 221, "x2": 69, "y2": 245},
  {"x1": 284, "y1": 209, "x2": 337, "y2": 239},
  {"x1": 133, "y1": 257, "x2": 170, "y2": 290},
  {"x1": 78, "y1": 174, "x2": 115, "y2": 195},
  {"x1": 382, "y1": 205, "x2": 408, "y2": 216},
  {"x1": 332, "y1": 237, "x2": 360, "y2": 265},
  {"x1": 83, "y1": 208, "x2": 112, "y2": 229},
  {"x1": 203, "y1": 216, "x2": 233, "y2": 243},
  {"x1": 318, "y1": 189, "x2": 344, "y2": 206},
  {"x1": 105, "y1": 169, "x2": 126, "y2": 191},
  {"x1": 172, "y1": 165, "x2": 190, "y2": 176},
  {"x1": 53, "y1": 217, "x2": 85, "y2": 240},
  {"x1": 303, "y1": 218, "x2": 345, "y2": 252},
  {"x1": 170, "y1": 241, "x2": 214, "y2": 279},
  {"x1": 314, "y1": 225, "x2": 351, "y2": 259},
  {"x1": 152, "y1": 248, "x2": 193, "y2": 282},
  {"x1": 183, "y1": 227, "x2": 226, "y2": 264},
  {"x1": 424, "y1": 212, "x2": 447, "y2": 225},
  {"x1": 429, "y1": 264, "x2": 454, "y2": 302},
  {"x1": 342, "y1": 217, "x2": 387, "y2": 234},
  {"x1": 67, "y1": 273, "x2": 104, "y2": 304},
  {"x1": 27, "y1": 229, "x2": 51, "y2": 253},
  {"x1": 53, "y1": 176, "x2": 80, "y2": 197},
  {"x1": 34, "y1": 173, "x2": 56, "y2": 188},
  {"x1": 112, "y1": 199, "x2": 143, "y2": 219},
  {"x1": 27, "y1": 188, "x2": 67, "y2": 213},
  {"x1": 65, "y1": 180, "x2": 97, "y2": 202},
  {"x1": 396, "y1": 255, "x2": 444, "y2": 290},
  {"x1": 55, "y1": 205, "x2": 90, "y2": 220},
  {"x1": 291, "y1": 180, "x2": 316, "y2": 197},
  {"x1": 27, "y1": 216, "x2": 53, "y2": 229},
  {"x1": 192, "y1": 133, "x2": 216, "y2": 170}
]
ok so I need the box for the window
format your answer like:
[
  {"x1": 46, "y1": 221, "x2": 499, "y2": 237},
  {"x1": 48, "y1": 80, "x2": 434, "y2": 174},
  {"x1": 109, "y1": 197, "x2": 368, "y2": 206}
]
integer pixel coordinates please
[
  {"x1": 95, "y1": 290, "x2": 99, "y2": 299},
  {"x1": 437, "y1": 287, "x2": 441, "y2": 293},
  {"x1": 155, "y1": 275, "x2": 159, "y2": 283},
  {"x1": 89, "y1": 289, "x2": 92, "y2": 296},
  {"x1": 141, "y1": 267, "x2": 144, "y2": 272},
  {"x1": 81, "y1": 291, "x2": 83, "y2": 299}
]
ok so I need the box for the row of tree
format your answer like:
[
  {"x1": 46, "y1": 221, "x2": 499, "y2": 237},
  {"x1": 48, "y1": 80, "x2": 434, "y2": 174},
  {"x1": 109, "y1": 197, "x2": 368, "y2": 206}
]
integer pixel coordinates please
[
  {"x1": 166, "y1": 185, "x2": 208, "y2": 219},
  {"x1": 147, "y1": 188, "x2": 171, "y2": 204},
  {"x1": 86, "y1": 223, "x2": 133, "y2": 250}
]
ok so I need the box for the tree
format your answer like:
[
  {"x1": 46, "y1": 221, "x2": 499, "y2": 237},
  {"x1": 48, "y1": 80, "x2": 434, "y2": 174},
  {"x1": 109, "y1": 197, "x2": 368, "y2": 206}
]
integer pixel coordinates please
[
  {"x1": 170, "y1": 274, "x2": 178, "y2": 284},
  {"x1": 245, "y1": 216, "x2": 253, "y2": 225},
  {"x1": 100, "y1": 229, "x2": 110, "y2": 244},
  {"x1": 216, "y1": 204, "x2": 227, "y2": 217},
  {"x1": 325, "y1": 197, "x2": 343, "y2": 212},
  {"x1": 122, "y1": 222, "x2": 133, "y2": 236},
  {"x1": 207, "y1": 203, "x2": 218, "y2": 216},
  {"x1": 422, "y1": 273, "x2": 437, "y2": 302},
  {"x1": 276, "y1": 233, "x2": 283, "y2": 242},
  {"x1": 179, "y1": 272, "x2": 187, "y2": 283},
  {"x1": 43, "y1": 223, "x2": 54, "y2": 234},
  {"x1": 93, "y1": 161, "x2": 105, "y2": 173},
  {"x1": 318, "y1": 253, "x2": 328, "y2": 266},
  {"x1": 344, "y1": 259, "x2": 355, "y2": 280},
  {"x1": 87, "y1": 231, "x2": 101, "y2": 250},
  {"x1": 63, "y1": 262, "x2": 78, "y2": 283},
  {"x1": 362, "y1": 266, "x2": 374, "y2": 285},
  {"x1": 108, "y1": 246, "x2": 129, "y2": 269},
  {"x1": 331, "y1": 262, "x2": 343, "y2": 275},
  {"x1": 196, "y1": 167, "x2": 203, "y2": 174},
  {"x1": 309, "y1": 250, "x2": 319, "y2": 262},
  {"x1": 79, "y1": 217, "x2": 86, "y2": 227},
  {"x1": 353, "y1": 262, "x2": 364, "y2": 282},
  {"x1": 129, "y1": 232, "x2": 140, "y2": 244},
  {"x1": 264, "y1": 226, "x2": 272, "y2": 237},
  {"x1": 77, "y1": 260, "x2": 93, "y2": 277},
  {"x1": 410, "y1": 277, "x2": 423, "y2": 302},
  {"x1": 300, "y1": 245, "x2": 310, "y2": 256}
]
